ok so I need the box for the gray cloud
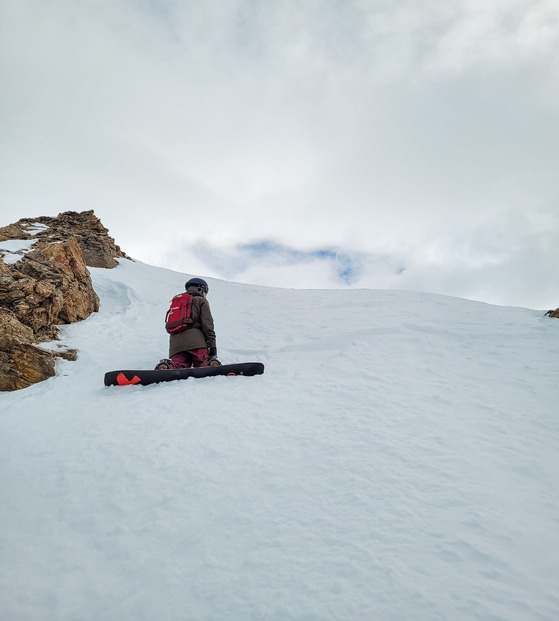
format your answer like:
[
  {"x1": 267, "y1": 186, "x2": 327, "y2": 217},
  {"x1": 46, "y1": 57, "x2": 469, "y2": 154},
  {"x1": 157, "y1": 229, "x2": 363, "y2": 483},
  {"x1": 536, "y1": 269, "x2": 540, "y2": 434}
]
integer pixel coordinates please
[{"x1": 1, "y1": 0, "x2": 558, "y2": 308}]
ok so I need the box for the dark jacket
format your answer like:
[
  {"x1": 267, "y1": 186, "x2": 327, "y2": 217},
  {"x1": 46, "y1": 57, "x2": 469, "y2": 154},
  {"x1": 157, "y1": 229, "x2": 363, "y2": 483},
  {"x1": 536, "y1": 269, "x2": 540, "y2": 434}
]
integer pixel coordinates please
[{"x1": 168, "y1": 288, "x2": 217, "y2": 357}]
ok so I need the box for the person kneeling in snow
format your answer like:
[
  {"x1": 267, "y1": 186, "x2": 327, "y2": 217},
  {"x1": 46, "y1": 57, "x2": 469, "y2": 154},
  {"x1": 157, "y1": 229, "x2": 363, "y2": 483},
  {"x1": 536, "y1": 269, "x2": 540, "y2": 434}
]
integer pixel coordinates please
[{"x1": 155, "y1": 278, "x2": 220, "y2": 370}]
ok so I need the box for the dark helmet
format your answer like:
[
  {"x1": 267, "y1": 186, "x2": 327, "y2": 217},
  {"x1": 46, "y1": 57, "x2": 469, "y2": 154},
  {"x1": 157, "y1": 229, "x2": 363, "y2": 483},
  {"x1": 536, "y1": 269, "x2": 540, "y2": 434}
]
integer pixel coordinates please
[{"x1": 185, "y1": 277, "x2": 209, "y2": 294}]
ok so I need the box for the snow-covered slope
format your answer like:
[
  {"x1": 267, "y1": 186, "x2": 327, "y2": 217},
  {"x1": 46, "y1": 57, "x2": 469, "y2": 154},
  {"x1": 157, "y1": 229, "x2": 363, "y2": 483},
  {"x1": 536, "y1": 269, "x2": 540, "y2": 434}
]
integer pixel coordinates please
[{"x1": 1, "y1": 259, "x2": 558, "y2": 621}]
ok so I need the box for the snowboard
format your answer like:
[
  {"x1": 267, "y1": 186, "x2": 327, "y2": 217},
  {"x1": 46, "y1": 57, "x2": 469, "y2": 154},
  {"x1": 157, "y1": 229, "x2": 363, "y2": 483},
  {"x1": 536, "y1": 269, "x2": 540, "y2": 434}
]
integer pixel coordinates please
[{"x1": 104, "y1": 362, "x2": 265, "y2": 386}]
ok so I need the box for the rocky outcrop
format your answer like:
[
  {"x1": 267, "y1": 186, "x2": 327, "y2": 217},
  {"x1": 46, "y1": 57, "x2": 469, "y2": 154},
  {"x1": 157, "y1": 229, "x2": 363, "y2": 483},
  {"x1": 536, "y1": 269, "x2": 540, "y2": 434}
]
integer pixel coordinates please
[
  {"x1": 1, "y1": 237, "x2": 100, "y2": 336},
  {"x1": 545, "y1": 309, "x2": 559, "y2": 318},
  {"x1": 0, "y1": 210, "x2": 127, "y2": 268},
  {"x1": 0, "y1": 210, "x2": 124, "y2": 391},
  {"x1": 0, "y1": 307, "x2": 56, "y2": 391}
]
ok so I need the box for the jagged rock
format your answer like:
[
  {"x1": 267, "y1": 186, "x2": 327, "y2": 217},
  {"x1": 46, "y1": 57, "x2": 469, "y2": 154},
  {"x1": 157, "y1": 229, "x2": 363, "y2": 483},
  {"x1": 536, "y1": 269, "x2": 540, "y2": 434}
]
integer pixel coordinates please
[
  {"x1": 0, "y1": 341, "x2": 56, "y2": 391},
  {"x1": 0, "y1": 210, "x2": 127, "y2": 269},
  {"x1": 2, "y1": 238, "x2": 99, "y2": 333},
  {"x1": 53, "y1": 348, "x2": 78, "y2": 361},
  {"x1": 0, "y1": 210, "x2": 120, "y2": 391},
  {"x1": 0, "y1": 223, "x2": 29, "y2": 242},
  {"x1": 545, "y1": 309, "x2": 559, "y2": 318},
  {"x1": 0, "y1": 238, "x2": 98, "y2": 391},
  {"x1": 0, "y1": 308, "x2": 34, "y2": 344},
  {"x1": 0, "y1": 309, "x2": 56, "y2": 390}
]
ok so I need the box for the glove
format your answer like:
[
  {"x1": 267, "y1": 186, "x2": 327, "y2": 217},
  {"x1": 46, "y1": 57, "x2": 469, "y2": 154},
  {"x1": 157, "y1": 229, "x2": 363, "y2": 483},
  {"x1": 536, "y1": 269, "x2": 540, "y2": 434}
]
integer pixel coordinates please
[{"x1": 208, "y1": 347, "x2": 221, "y2": 366}]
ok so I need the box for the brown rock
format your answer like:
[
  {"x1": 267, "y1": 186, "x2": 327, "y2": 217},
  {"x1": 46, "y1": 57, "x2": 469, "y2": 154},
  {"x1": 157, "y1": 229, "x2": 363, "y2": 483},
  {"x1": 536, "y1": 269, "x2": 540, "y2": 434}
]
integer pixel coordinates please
[
  {"x1": 0, "y1": 342, "x2": 56, "y2": 391},
  {"x1": 9, "y1": 238, "x2": 99, "y2": 331},
  {"x1": 0, "y1": 222, "x2": 30, "y2": 242},
  {"x1": 0, "y1": 309, "x2": 58, "y2": 390},
  {"x1": 545, "y1": 308, "x2": 559, "y2": 318},
  {"x1": 0, "y1": 209, "x2": 127, "y2": 269},
  {"x1": 0, "y1": 308, "x2": 34, "y2": 343},
  {"x1": 0, "y1": 210, "x2": 122, "y2": 391},
  {"x1": 53, "y1": 348, "x2": 78, "y2": 361},
  {"x1": 38, "y1": 210, "x2": 126, "y2": 268}
]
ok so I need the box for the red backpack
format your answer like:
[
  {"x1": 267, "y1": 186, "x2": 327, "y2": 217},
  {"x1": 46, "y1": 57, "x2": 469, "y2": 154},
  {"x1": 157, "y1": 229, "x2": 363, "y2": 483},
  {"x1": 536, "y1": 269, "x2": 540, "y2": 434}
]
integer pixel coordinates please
[{"x1": 165, "y1": 293, "x2": 194, "y2": 334}]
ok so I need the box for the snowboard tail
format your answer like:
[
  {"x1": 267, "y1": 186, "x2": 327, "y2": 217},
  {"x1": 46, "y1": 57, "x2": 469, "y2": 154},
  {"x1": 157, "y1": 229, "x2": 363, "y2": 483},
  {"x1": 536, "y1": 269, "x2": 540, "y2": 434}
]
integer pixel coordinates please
[{"x1": 104, "y1": 362, "x2": 265, "y2": 386}]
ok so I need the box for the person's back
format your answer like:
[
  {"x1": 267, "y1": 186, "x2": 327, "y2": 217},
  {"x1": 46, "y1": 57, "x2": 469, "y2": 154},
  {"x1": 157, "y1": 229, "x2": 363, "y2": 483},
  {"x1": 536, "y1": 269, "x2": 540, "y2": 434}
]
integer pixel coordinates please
[{"x1": 155, "y1": 278, "x2": 219, "y2": 369}]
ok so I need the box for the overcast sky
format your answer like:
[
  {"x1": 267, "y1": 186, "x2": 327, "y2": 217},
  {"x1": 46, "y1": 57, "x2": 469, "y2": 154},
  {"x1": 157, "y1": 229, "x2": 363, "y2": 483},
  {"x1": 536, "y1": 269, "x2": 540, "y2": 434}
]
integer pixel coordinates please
[{"x1": 1, "y1": 0, "x2": 558, "y2": 308}]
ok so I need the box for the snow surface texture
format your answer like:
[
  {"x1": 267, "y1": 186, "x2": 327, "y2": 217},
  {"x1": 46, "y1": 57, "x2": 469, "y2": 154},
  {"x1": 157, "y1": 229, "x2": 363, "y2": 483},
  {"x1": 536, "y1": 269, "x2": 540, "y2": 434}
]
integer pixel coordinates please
[{"x1": 1, "y1": 259, "x2": 558, "y2": 621}]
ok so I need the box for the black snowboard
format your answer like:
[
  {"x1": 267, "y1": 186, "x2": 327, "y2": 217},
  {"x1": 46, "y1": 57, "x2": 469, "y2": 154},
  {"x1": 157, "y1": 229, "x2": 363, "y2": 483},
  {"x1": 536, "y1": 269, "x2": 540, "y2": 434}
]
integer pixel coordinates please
[{"x1": 104, "y1": 362, "x2": 265, "y2": 386}]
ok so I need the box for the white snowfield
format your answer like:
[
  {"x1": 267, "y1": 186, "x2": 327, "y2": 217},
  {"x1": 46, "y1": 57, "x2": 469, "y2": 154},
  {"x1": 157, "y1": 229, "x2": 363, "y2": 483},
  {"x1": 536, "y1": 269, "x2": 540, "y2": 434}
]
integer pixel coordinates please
[{"x1": 1, "y1": 258, "x2": 558, "y2": 621}]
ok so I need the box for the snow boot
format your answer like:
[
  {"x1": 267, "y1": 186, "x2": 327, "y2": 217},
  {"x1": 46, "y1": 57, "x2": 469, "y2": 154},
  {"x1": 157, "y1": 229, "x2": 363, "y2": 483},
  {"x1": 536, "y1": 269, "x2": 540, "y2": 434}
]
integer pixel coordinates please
[{"x1": 154, "y1": 358, "x2": 172, "y2": 370}]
